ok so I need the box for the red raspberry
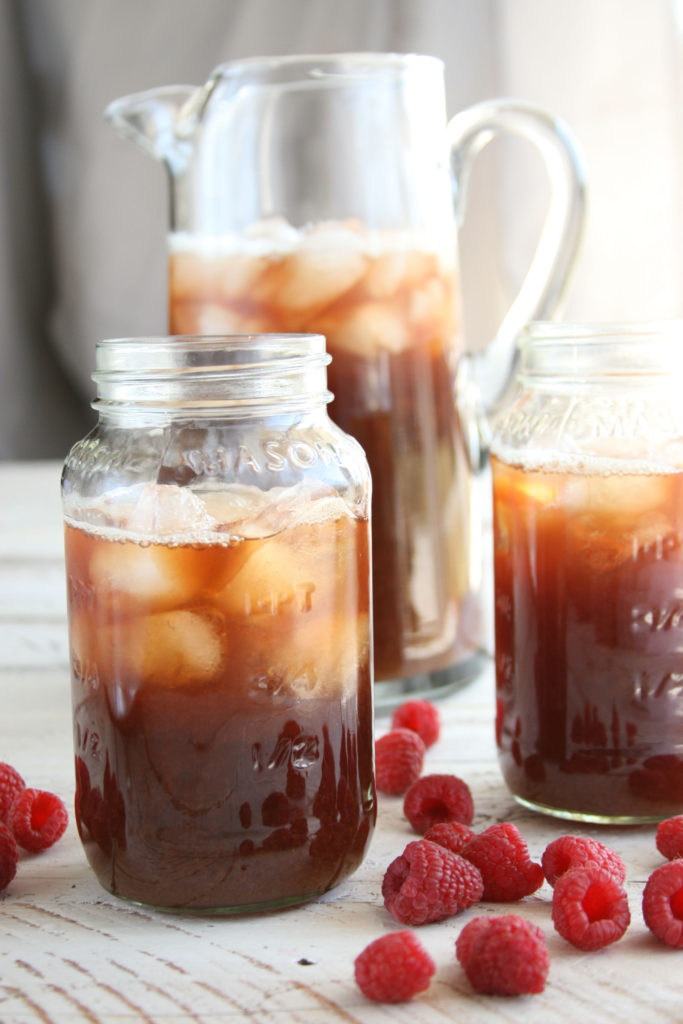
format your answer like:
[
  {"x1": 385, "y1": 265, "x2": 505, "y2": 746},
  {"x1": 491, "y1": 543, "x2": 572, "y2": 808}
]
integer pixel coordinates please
[
  {"x1": 0, "y1": 762, "x2": 25, "y2": 823},
  {"x1": 403, "y1": 773, "x2": 474, "y2": 834},
  {"x1": 552, "y1": 866, "x2": 630, "y2": 950},
  {"x1": 456, "y1": 914, "x2": 549, "y2": 996},
  {"x1": 656, "y1": 815, "x2": 683, "y2": 861},
  {"x1": 423, "y1": 821, "x2": 475, "y2": 855},
  {"x1": 642, "y1": 860, "x2": 683, "y2": 948},
  {"x1": 382, "y1": 839, "x2": 483, "y2": 925},
  {"x1": 0, "y1": 822, "x2": 18, "y2": 892},
  {"x1": 375, "y1": 729, "x2": 426, "y2": 795},
  {"x1": 542, "y1": 834, "x2": 626, "y2": 886},
  {"x1": 354, "y1": 930, "x2": 436, "y2": 1003},
  {"x1": 461, "y1": 823, "x2": 544, "y2": 901},
  {"x1": 8, "y1": 788, "x2": 68, "y2": 852},
  {"x1": 390, "y1": 699, "x2": 441, "y2": 748}
]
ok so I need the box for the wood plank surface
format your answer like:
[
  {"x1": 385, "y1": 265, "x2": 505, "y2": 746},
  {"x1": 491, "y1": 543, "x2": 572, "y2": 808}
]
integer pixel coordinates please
[{"x1": 1, "y1": 460, "x2": 681, "y2": 1023}]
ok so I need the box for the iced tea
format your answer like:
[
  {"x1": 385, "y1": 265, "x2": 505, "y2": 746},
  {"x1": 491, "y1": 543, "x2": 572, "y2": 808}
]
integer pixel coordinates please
[
  {"x1": 169, "y1": 220, "x2": 483, "y2": 684},
  {"x1": 493, "y1": 455, "x2": 683, "y2": 821},
  {"x1": 65, "y1": 481, "x2": 374, "y2": 911}
]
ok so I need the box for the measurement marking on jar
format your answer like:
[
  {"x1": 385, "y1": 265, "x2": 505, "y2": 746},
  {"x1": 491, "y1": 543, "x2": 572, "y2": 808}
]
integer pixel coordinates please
[{"x1": 243, "y1": 582, "x2": 315, "y2": 616}]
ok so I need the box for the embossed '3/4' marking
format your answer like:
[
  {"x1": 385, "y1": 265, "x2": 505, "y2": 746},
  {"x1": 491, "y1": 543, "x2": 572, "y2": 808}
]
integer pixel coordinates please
[{"x1": 631, "y1": 599, "x2": 683, "y2": 633}]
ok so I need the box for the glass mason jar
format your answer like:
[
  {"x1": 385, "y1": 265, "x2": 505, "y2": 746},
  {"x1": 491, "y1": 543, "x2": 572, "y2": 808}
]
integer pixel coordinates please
[
  {"x1": 61, "y1": 334, "x2": 375, "y2": 912},
  {"x1": 491, "y1": 322, "x2": 683, "y2": 824}
]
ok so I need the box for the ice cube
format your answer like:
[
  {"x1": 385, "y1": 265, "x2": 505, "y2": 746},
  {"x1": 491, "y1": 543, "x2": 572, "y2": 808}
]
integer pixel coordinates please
[
  {"x1": 169, "y1": 251, "x2": 222, "y2": 303},
  {"x1": 119, "y1": 609, "x2": 224, "y2": 688},
  {"x1": 363, "y1": 251, "x2": 409, "y2": 299},
  {"x1": 408, "y1": 277, "x2": 448, "y2": 328},
  {"x1": 363, "y1": 247, "x2": 439, "y2": 300},
  {"x1": 126, "y1": 483, "x2": 217, "y2": 537},
  {"x1": 89, "y1": 540, "x2": 190, "y2": 608},
  {"x1": 330, "y1": 301, "x2": 409, "y2": 357},
  {"x1": 277, "y1": 225, "x2": 367, "y2": 313},
  {"x1": 192, "y1": 302, "x2": 245, "y2": 334},
  {"x1": 199, "y1": 485, "x2": 271, "y2": 531},
  {"x1": 216, "y1": 253, "x2": 269, "y2": 300},
  {"x1": 88, "y1": 487, "x2": 215, "y2": 608},
  {"x1": 271, "y1": 610, "x2": 370, "y2": 700},
  {"x1": 220, "y1": 534, "x2": 303, "y2": 619}
]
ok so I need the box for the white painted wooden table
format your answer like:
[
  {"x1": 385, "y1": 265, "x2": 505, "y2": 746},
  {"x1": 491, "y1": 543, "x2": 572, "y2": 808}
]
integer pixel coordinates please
[{"x1": 1, "y1": 459, "x2": 681, "y2": 1023}]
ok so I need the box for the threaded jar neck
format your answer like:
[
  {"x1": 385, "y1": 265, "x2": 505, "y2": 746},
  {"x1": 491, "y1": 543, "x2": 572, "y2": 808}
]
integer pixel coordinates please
[
  {"x1": 92, "y1": 335, "x2": 332, "y2": 418},
  {"x1": 519, "y1": 321, "x2": 683, "y2": 389}
]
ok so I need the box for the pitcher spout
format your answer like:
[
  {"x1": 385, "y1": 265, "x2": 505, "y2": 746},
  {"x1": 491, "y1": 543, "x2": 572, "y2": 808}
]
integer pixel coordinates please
[{"x1": 105, "y1": 85, "x2": 200, "y2": 172}]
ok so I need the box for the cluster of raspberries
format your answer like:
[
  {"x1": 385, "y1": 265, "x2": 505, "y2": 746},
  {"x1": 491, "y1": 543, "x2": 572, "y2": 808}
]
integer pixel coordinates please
[
  {"x1": 356, "y1": 699, "x2": 683, "y2": 1004},
  {"x1": 0, "y1": 761, "x2": 69, "y2": 892}
]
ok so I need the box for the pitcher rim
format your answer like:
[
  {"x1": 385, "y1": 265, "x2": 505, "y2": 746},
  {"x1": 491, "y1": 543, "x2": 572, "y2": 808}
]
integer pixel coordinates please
[{"x1": 210, "y1": 51, "x2": 445, "y2": 81}]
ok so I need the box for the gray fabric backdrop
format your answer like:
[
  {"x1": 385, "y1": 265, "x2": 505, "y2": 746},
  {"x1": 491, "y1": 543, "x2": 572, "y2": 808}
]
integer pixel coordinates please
[{"x1": 1, "y1": 0, "x2": 680, "y2": 458}]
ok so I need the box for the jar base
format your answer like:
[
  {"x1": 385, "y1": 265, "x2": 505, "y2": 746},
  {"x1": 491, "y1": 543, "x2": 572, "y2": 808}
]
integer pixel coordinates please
[
  {"x1": 95, "y1": 881, "x2": 337, "y2": 917},
  {"x1": 511, "y1": 792, "x2": 667, "y2": 826},
  {"x1": 374, "y1": 650, "x2": 488, "y2": 714}
]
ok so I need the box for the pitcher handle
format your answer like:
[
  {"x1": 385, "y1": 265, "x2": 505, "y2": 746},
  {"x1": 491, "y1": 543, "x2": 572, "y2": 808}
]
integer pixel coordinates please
[{"x1": 448, "y1": 99, "x2": 587, "y2": 416}]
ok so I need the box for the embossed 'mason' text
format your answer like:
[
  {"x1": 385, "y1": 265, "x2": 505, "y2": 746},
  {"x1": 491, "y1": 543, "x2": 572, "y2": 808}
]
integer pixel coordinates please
[{"x1": 183, "y1": 438, "x2": 344, "y2": 476}]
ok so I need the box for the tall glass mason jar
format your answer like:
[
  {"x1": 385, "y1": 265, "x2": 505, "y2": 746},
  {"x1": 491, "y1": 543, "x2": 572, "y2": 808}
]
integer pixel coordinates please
[
  {"x1": 491, "y1": 323, "x2": 683, "y2": 824},
  {"x1": 61, "y1": 334, "x2": 375, "y2": 912}
]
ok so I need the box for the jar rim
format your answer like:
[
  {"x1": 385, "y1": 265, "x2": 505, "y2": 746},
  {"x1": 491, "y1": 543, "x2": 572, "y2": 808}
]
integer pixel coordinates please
[
  {"x1": 522, "y1": 320, "x2": 683, "y2": 345},
  {"x1": 92, "y1": 334, "x2": 333, "y2": 416},
  {"x1": 519, "y1": 321, "x2": 683, "y2": 380}
]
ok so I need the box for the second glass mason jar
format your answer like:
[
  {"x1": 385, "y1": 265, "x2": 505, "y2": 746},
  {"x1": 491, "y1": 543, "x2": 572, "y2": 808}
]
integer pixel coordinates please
[
  {"x1": 491, "y1": 322, "x2": 683, "y2": 824},
  {"x1": 61, "y1": 334, "x2": 375, "y2": 912}
]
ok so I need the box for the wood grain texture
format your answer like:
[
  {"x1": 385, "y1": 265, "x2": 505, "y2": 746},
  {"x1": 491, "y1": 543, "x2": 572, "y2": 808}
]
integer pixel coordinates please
[{"x1": 1, "y1": 461, "x2": 681, "y2": 1023}]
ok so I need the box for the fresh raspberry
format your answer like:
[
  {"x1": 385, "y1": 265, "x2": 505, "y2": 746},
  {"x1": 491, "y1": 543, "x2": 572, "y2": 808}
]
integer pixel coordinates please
[
  {"x1": 8, "y1": 788, "x2": 68, "y2": 852},
  {"x1": 461, "y1": 823, "x2": 544, "y2": 901},
  {"x1": 0, "y1": 762, "x2": 25, "y2": 823},
  {"x1": 354, "y1": 930, "x2": 436, "y2": 1003},
  {"x1": 375, "y1": 729, "x2": 426, "y2": 795},
  {"x1": 656, "y1": 815, "x2": 683, "y2": 861},
  {"x1": 423, "y1": 821, "x2": 476, "y2": 855},
  {"x1": 542, "y1": 834, "x2": 626, "y2": 886},
  {"x1": 382, "y1": 839, "x2": 483, "y2": 925},
  {"x1": 403, "y1": 773, "x2": 474, "y2": 834},
  {"x1": 551, "y1": 866, "x2": 630, "y2": 950},
  {"x1": 456, "y1": 914, "x2": 549, "y2": 996},
  {"x1": 0, "y1": 823, "x2": 18, "y2": 892},
  {"x1": 390, "y1": 700, "x2": 441, "y2": 749},
  {"x1": 642, "y1": 860, "x2": 683, "y2": 948}
]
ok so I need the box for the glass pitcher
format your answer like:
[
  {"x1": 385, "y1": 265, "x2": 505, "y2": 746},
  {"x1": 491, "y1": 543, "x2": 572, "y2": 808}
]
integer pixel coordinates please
[{"x1": 106, "y1": 53, "x2": 586, "y2": 709}]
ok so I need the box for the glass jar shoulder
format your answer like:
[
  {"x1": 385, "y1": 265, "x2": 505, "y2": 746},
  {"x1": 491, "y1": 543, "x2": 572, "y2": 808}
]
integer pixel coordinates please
[
  {"x1": 62, "y1": 413, "x2": 370, "y2": 539},
  {"x1": 492, "y1": 384, "x2": 683, "y2": 476}
]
